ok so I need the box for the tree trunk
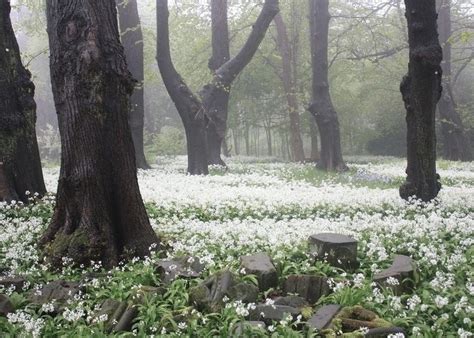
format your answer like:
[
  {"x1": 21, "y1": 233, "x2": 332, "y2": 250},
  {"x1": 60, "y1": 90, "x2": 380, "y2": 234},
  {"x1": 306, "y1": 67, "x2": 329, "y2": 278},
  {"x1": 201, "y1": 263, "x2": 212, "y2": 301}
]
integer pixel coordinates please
[
  {"x1": 245, "y1": 125, "x2": 250, "y2": 156},
  {"x1": 156, "y1": 0, "x2": 208, "y2": 175},
  {"x1": 309, "y1": 113, "x2": 320, "y2": 162},
  {"x1": 308, "y1": 0, "x2": 347, "y2": 172},
  {"x1": 437, "y1": 0, "x2": 472, "y2": 161},
  {"x1": 117, "y1": 0, "x2": 151, "y2": 169},
  {"x1": 201, "y1": 0, "x2": 279, "y2": 166},
  {"x1": 233, "y1": 128, "x2": 240, "y2": 156},
  {"x1": 399, "y1": 0, "x2": 442, "y2": 202},
  {"x1": 274, "y1": 13, "x2": 305, "y2": 162},
  {"x1": 265, "y1": 127, "x2": 273, "y2": 157},
  {"x1": 0, "y1": 0, "x2": 46, "y2": 203},
  {"x1": 206, "y1": 0, "x2": 230, "y2": 166},
  {"x1": 222, "y1": 133, "x2": 231, "y2": 158},
  {"x1": 42, "y1": 0, "x2": 159, "y2": 268}
]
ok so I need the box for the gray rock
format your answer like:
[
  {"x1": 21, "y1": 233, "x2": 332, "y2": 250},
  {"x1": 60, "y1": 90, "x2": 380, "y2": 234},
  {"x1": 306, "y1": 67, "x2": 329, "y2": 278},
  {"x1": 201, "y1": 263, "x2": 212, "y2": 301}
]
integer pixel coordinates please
[
  {"x1": 309, "y1": 233, "x2": 358, "y2": 270},
  {"x1": 283, "y1": 274, "x2": 331, "y2": 304},
  {"x1": 189, "y1": 270, "x2": 234, "y2": 311},
  {"x1": 373, "y1": 255, "x2": 416, "y2": 295},
  {"x1": 94, "y1": 299, "x2": 138, "y2": 333},
  {"x1": 365, "y1": 327, "x2": 407, "y2": 337},
  {"x1": 156, "y1": 256, "x2": 205, "y2": 284},
  {"x1": 240, "y1": 253, "x2": 278, "y2": 291},
  {"x1": 274, "y1": 295, "x2": 309, "y2": 309},
  {"x1": 227, "y1": 282, "x2": 259, "y2": 304},
  {"x1": 0, "y1": 294, "x2": 14, "y2": 317},
  {"x1": 0, "y1": 276, "x2": 26, "y2": 292},
  {"x1": 233, "y1": 321, "x2": 266, "y2": 336},
  {"x1": 306, "y1": 304, "x2": 341, "y2": 330},
  {"x1": 249, "y1": 304, "x2": 300, "y2": 324},
  {"x1": 28, "y1": 280, "x2": 83, "y2": 313},
  {"x1": 189, "y1": 270, "x2": 258, "y2": 312}
]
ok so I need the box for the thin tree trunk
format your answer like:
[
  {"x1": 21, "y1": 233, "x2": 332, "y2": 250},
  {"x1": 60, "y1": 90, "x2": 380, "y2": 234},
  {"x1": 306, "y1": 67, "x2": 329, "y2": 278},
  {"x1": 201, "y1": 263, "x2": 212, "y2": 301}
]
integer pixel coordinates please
[
  {"x1": 233, "y1": 128, "x2": 240, "y2": 156},
  {"x1": 437, "y1": 0, "x2": 472, "y2": 161},
  {"x1": 156, "y1": 0, "x2": 208, "y2": 175},
  {"x1": 202, "y1": 0, "x2": 279, "y2": 166},
  {"x1": 0, "y1": 0, "x2": 46, "y2": 203},
  {"x1": 245, "y1": 124, "x2": 250, "y2": 156},
  {"x1": 222, "y1": 131, "x2": 231, "y2": 157},
  {"x1": 117, "y1": 0, "x2": 151, "y2": 169},
  {"x1": 42, "y1": 0, "x2": 159, "y2": 268},
  {"x1": 265, "y1": 127, "x2": 273, "y2": 157},
  {"x1": 308, "y1": 0, "x2": 347, "y2": 172},
  {"x1": 274, "y1": 13, "x2": 305, "y2": 162},
  {"x1": 309, "y1": 112, "x2": 320, "y2": 162},
  {"x1": 399, "y1": 0, "x2": 442, "y2": 202}
]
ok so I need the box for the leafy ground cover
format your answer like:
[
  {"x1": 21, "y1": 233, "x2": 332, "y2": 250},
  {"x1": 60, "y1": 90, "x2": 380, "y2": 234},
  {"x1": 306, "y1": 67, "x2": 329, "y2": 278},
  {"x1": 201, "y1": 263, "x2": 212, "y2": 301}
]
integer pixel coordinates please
[{"x1": 0, "y1": 156, "x2": 473, "y2": 337}]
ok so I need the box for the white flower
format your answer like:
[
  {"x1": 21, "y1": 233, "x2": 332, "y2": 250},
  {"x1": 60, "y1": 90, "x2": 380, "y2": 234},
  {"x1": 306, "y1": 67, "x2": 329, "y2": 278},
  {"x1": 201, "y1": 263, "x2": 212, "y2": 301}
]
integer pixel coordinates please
[{"x1": 434, "y1": 295, "x2": 449, "y2": 308}]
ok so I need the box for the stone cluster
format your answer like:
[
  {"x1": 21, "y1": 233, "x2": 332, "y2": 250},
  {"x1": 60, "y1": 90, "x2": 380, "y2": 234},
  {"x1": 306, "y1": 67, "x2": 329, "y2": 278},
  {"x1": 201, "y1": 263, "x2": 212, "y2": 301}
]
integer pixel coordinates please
[{"x1": 0, "y1": 233, "x2": 417, "y2": 336}]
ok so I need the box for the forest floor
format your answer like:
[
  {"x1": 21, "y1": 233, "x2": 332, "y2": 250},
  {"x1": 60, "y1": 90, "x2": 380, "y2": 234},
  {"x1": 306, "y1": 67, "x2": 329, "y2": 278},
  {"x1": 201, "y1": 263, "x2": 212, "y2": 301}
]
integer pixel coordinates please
[{"x1": 0, "y1": 156, "x2": 473, "y2": 337}]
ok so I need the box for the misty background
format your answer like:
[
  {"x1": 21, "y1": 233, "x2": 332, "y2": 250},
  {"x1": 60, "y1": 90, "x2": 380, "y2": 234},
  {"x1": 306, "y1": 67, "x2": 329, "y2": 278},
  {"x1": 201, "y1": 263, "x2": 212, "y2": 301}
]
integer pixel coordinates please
[{"x1": 10, "y1": 0, "x2": 474, "y2": 163}]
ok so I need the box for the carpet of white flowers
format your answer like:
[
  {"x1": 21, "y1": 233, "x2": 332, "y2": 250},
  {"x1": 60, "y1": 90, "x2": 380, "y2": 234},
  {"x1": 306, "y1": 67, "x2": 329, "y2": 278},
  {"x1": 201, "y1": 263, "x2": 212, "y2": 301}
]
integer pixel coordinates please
[{"x1": 0, "y1": 156, "x2": 473, "y2": 337}]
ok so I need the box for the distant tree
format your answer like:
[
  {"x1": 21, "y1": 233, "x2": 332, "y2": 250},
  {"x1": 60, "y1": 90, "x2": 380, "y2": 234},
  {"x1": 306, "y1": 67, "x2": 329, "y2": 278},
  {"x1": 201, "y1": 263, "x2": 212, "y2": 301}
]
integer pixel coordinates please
[
  {"x1": 0, "y1": 0, "x2": 46, "y2": 203},
  {"x1": 437, "y1": 0, "x2": 472, "y2": 161},
  {"x1": 42, "y1": 0, "x2": 159, "y2": 268},
  {"x1": 157, "y1": 0, "x2": 279, "y2": 173},
  {"x1": 399, "y1": 0, "x2": 442, "y2": 202},
  {"x1": 273, "y1": 12, "x2": 305, "y2": 162},
  {"x1": 117, "y1": 0, "x2": 151, "y2": 169},
  {"x1": 308, "y1": 0, "x2": 347, "y2": 171}
]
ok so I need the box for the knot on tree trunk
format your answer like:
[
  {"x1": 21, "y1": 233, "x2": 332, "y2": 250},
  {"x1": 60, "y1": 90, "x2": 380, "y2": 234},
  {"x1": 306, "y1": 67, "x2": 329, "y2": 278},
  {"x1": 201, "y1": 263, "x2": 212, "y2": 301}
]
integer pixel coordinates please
[{"x1": 411, "y1": 45, "x2": 442, "y2": 67}]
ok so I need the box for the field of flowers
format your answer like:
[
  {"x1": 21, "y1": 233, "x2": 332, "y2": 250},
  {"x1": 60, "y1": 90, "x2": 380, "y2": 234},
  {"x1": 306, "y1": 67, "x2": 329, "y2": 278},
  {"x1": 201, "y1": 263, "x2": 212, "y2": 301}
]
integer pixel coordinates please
[{"x1": 0, "y1": 156, "x2": 473, "y2": 337}]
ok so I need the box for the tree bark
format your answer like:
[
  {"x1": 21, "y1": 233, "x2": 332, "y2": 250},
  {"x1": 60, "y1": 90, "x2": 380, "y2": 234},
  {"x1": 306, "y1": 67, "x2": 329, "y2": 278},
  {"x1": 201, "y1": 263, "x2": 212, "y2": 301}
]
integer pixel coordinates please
[
  {"x1": 156, "y1": 0, "x2": 208, "y2": 175},
  {"x1": 437, "y1": 0, "x2": 472, "y2": 161},
  {"x1": 309, "y1": 113, "x2": 320, "y2": 162},
  {"x1": 201, "y1": 0, "x2": 279, "y2": 166},
  {"x1": 117, "y1": 0, "x2": 151, "y2": 169},
  {"x1": 273, "y1": 13, "x2": 305, "y2": 162},
  {"x1": 399, "y1": 0, "x2": 442, "y2": 202},
  {"x1": 308, "y1": 0, "x2": 347, "y2": 172},
  {"x1": 43, "y1": 0, "x2": 159, "y2": 268},
  {"x1": 0, "y1": 0, "x2": 46, "y2": 203},
  {"x1": 205, "y1": 0, "x2": 231, "y2": 166}
]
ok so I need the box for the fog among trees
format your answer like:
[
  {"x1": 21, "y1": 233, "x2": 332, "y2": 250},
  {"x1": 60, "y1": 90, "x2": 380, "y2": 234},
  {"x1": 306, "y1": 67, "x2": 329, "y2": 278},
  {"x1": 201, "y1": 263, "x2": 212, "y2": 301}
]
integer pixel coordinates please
[{"x1": 0, "y1": 0, "x2": 473, "y2": 336}]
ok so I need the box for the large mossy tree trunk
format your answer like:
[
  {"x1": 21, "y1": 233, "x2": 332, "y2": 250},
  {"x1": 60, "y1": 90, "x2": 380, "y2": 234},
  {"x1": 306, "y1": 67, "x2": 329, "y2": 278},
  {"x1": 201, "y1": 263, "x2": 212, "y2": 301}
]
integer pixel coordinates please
[
  {"x1": 437, "y1": 0, "x2": 472, "y2": 161},
  {"x1": 399, "y1": 0, "x2": 442, "y2": 202},
  {"x1": 0, "y1": 0, "x2": 46, "y2": 203},
  {"x1": 308, "y1": 0, "x2": 347, "y2": 172},
  {"x1": 274, "y1": 13, "x2": 305, "y2": 163},
  {"x1": 42, "y1": 0, "x2": 159, "y2": 268},
  {"x1": 201, "y1": 0, "x2": 279, "y2": 167},
  {"x1": 117, "y1": 0, "x2": 151, "y2": 169},
  {"x1": 156, "y1": 0, "x2": 208, "y2": 175}
]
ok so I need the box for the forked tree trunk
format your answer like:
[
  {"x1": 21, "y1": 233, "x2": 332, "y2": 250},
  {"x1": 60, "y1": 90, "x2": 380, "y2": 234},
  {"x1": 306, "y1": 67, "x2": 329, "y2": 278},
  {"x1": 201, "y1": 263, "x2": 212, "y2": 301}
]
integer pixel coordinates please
[
  {"x1": 274, "y1": 13, "x2": 305, "y2": 162},
  {"x1": 156, "y1": 0, "x2": 208, "y2": 175},
  {"x1": 308, "y1": 0, "x2": 347, "y2": 172},
  {"x1": 437, "y1": 0, "x2": 472, "y2": 161},
  {"x1": 201, "y1": 0, "x2": 279, "y2": 166},
  {"x1": 0, "y1": 0, "x2": 46, "y2": 203},
  {"x1": 117, "y1": 0, "x2": 151, "y2": 169},
  {"x1": 42, "y1": 0, "x2": 159, "y2": 268},
  {"x1": 399, "y1": 0, "x2": 442, "y2": 202}
]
